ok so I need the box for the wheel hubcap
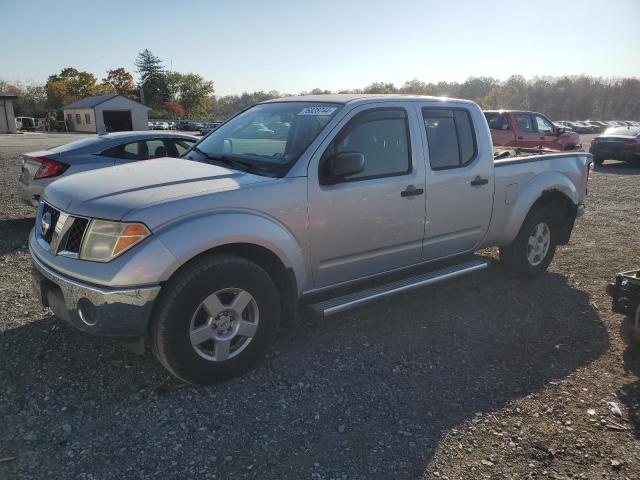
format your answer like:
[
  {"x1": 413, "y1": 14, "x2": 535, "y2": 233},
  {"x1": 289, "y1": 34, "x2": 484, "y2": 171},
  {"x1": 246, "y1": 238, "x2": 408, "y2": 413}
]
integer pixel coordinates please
[
  {"x1": 527, "y1": 222, "x2": 551, "y2": 266},
  {"x1": 189, "y1": 288, "x2": 259, "y2": 362}
]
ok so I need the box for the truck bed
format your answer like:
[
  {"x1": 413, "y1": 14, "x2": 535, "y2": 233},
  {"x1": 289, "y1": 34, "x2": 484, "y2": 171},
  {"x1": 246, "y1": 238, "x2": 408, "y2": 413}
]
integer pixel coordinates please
[
  {"x1": 482, "y1": 149, "x2": 592, "y2": 247},
  {"x1": 494, "y1": 146, "x2": 583, "y2": 161}
]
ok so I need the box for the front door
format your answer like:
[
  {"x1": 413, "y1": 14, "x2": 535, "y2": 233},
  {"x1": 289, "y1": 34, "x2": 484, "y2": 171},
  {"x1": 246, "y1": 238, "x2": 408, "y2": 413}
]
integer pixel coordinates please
[
  {"x1": 534, "y1": 114, "x2": 561, "y2": 150},
  {"x1": 308, "y1": 105, "x2": 426, "y2": 288},
  {"x1": 417, "y1": 104, "x2": 494, "y2": 261}
]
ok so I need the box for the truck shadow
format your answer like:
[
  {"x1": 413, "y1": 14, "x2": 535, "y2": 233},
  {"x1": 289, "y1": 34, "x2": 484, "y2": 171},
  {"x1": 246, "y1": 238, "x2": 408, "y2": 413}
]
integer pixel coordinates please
[
  {"x1": 0, "y1": 267, "x2": 608, "y2": 478},
  {"x1": 0, "y1": 217, "x2": 34, "y2": 255}
]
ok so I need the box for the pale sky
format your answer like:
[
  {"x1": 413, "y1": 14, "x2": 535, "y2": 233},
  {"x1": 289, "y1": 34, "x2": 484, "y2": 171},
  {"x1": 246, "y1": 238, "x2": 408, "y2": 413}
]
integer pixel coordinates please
[{"x1": 1, "y1": 0, "x2": 639, "y2": 96}]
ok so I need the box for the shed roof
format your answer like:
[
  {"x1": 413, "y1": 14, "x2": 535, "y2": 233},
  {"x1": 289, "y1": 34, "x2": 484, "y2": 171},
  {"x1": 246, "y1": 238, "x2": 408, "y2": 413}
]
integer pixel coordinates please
[
  {"x1": 0, "y1": 92, "x2": 18, "y2": 99},
  {"x1": 61, "y1": 94, "x2": 150, "y2": 110}
]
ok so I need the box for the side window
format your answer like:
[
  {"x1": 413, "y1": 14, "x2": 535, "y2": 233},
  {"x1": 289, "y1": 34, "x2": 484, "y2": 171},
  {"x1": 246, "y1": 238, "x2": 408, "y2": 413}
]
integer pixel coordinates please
[
  {"x1": 146, "y1": 139, "x2": 168, "y2": 159},
  {"x1": 321, "y1": 108, "x2": 411, "y2": 182},
  {"x1": 75, "y1": 114, "x2": 81, "y2": 124},
  {"x1": 171, "y1": 139, "x2": 196, "y2": 157},
  {"x1": 515, "y1": 114, "x2": 534, "y2": 132},
  {"x1": 485, "y1": 113, "x2": 509, "y2": 130},
  {"x1": 422, "y1": 108, "x2": 477, "y2": 170},
  {"x1": 102, "y1": 141, "x2": 148, "y2": 160},
  {"x1": 535, "y1": 115, "x2": 554, "y2": 133},
  {"x1": 85, "y1": 113, "x2": 91, "y2": 125}
]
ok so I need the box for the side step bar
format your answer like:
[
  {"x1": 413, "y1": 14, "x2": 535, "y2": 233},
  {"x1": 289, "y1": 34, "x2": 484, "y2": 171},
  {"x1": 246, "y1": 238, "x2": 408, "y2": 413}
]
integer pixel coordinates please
[{"x1": 310, "y1": 258, "x2": 489, "y2": 317}]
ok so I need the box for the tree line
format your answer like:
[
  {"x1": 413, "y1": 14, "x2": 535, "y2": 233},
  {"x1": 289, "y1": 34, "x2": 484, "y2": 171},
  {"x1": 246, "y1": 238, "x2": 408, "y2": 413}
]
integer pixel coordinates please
[
  {"x1": 2, "y1": 50, "x2": 639, "y2": 122},
  {"x1": 233, "y1": 75, "x2": 640, "y2": 121}
]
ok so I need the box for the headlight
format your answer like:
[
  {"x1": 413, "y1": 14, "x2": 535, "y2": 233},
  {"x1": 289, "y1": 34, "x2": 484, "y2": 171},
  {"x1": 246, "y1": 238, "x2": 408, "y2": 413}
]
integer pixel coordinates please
[{"x1": 80, "y1": 220, "x2": 150, "y2": 262}]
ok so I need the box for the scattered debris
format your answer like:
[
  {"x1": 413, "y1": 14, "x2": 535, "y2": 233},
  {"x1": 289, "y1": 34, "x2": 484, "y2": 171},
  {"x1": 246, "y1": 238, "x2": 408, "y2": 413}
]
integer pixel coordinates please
[{"x1": 607, "y1": 401, "x2": 622, "y2": 418}]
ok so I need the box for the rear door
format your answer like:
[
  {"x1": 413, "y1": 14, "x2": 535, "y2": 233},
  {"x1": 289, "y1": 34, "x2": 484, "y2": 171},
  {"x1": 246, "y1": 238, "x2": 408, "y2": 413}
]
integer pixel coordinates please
[
  {"x1": 512, "y1": 113, "x2": 540, "y2": 147},
  {"x1": 484, "y1": 112, "x2": 515, "y2": 146},
  {"x1": 417, "y1": 103, "x2": 494, "y2": 260}
]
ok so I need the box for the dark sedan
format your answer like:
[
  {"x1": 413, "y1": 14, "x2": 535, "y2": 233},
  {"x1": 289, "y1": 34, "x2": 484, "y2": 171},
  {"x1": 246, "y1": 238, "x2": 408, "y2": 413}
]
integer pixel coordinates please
[{"x1": 590, "y1": 126, "x2": 640, "y2": 166}]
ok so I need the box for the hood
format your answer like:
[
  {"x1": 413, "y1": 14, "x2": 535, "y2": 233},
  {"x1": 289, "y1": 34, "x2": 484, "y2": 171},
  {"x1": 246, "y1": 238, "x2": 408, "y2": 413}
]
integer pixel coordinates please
[{"x1": 44, "y1": 158, "x2": 275, "y2": 220}]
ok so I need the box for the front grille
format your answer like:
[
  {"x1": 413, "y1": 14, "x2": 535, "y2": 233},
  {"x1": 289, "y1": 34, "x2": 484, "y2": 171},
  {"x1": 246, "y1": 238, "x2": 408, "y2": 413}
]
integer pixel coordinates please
[
  {"x1": 65, "y1": 217, "x2": 89, "y2": 253},
  {"x1": 38, "y1": 202, "x2": 90, "y2": 256},
  {"x1": 41, "y1": 203, "x2": 60, "y2": 243}
]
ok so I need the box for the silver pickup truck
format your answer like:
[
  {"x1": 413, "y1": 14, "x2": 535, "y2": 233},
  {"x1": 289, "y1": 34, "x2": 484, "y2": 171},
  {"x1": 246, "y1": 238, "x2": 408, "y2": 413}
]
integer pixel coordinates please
[{"x1": 29, "y1": 95, "x2": 592, "y2": 383}]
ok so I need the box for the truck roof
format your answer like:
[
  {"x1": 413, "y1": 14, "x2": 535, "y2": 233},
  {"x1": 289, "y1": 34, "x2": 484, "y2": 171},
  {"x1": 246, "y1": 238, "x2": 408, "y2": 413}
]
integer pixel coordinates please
[
  {"x1": 262, "y1": 94, "x2": 477, "y2": 106},
  {"x1": 484, "y1": 109, "x2": 545, "y2": 115}
]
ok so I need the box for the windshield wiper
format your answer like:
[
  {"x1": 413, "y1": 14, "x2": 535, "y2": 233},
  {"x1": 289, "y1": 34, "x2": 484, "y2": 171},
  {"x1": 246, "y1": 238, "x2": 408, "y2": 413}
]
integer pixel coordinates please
[{"x1": 191, "y1": 147, "x2": 253, "y2": 173}]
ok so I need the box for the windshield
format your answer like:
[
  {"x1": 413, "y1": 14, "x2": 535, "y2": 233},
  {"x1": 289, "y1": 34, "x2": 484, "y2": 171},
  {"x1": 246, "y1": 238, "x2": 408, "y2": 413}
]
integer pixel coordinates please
[
  {"x1": 191, "y1": 102, "x2": 342, "y2": 176},
  {"x1": 49, "y1": 136, "x2": 107, "y2": 153}
]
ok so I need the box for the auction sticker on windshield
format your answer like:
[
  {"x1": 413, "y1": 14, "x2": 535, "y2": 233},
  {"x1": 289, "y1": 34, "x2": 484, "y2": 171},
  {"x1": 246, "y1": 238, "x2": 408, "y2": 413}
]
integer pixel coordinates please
[{"x1": 298, "y1": 106, "x2": 338, "y2": 116}]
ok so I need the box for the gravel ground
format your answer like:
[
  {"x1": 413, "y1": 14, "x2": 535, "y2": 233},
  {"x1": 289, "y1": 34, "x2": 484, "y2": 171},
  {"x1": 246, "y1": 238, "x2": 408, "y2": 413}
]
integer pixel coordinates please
[{"x1": 0, "y1": 133, "x2": 639, "y2": 479}]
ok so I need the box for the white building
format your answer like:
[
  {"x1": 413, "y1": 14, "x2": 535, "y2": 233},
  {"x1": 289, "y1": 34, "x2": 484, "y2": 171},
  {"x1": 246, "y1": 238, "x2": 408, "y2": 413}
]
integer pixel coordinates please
[
  {"x1": 0, "y1": 92, "x2": 17, "y2": 133},
  {"x1": 61, "y1": 95, "x2": 150, "y2": 134}
]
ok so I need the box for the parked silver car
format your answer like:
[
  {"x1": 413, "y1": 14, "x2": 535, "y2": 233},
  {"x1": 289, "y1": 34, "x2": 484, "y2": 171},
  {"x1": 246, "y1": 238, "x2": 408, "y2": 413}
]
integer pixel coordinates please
[{"x1": 18, "y1": 131, "x2": 198, "y2": 207}]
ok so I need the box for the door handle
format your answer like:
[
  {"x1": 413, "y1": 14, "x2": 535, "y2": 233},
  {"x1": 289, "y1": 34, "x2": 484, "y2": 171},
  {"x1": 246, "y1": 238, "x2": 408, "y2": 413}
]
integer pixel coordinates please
[
  {"x1": 517, "y1": 136, "x2": 524, "y2": 140},
  {"x1": 401, "y1": 185, "x2": 424, "y2": 197},
  {"x1": 470, "y1": 176, "x2": 489, "y2": 186}
]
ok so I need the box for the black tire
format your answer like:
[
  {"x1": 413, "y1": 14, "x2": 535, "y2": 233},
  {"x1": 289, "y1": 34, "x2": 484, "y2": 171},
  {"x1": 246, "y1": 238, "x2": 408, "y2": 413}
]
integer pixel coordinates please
[
  {"x1": 620, "y1": 315, "x2": 640, "y2": 346},
  {"x1": 593, "y1": 156, "x2": 604, "y2": 166},
  {"x1": 499, "y1": 207, "x2": 558, "y2": 277},
  {"x1": 150, "y1": 253, "x2": 280, "y2": 384}
]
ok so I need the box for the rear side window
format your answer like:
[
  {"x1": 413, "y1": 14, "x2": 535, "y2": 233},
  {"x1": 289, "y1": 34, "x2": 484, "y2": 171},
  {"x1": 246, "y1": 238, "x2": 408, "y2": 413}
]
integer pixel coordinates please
[
  {"x1": 485, "y1": 112, "x2": 509, "y2": 131},
  {"x1": 173, "y1": 139, "x2": 196, "y2": 156},
  {"x1": 102, "y1": 141, "x2": 148, "y2": 160},
  {"x1": 515, "y1": 114, "x2": 534, "y2": 132},
  {"x1": 422, "y1": 108, "x2": 477, "y2": 170},
  {"x1": 146, "y1": 139, "x2": 167, "y2": 159}
]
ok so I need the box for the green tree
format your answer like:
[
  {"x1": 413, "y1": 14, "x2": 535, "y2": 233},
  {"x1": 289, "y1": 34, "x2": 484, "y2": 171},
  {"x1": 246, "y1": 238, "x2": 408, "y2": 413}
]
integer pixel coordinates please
[
  {"x1": 45, "y1": 67, "x2": 97, "y2": 108},
  {"x1": 400, "y1": 79, "x2": 434, "y2": 95},
  {"x1": 135, "y1": 49, "x2": 167, "y2": 107},
  {"x1": 165, "y1": 72, "x2": 214, "y2": 119},
  {"x1": 362, "y1": 82, "x2": 398, "y2": 94},
  {"x1": 93, "y1": 83, "x2": 117, "y2": 96}
]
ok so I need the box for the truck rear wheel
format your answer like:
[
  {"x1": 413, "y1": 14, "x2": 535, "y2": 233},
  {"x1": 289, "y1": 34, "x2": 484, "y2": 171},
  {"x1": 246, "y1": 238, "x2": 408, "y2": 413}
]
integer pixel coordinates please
[
  {"x1": 500, "y1": 207, "x2": 558, "y2": 277},
  {"x1": 150, "y1": 254, "x2": 280, "y2": 384}
]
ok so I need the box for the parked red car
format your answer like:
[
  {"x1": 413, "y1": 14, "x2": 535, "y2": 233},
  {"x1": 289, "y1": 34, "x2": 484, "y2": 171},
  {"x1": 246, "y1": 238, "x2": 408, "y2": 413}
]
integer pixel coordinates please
[{"x1": 484, "y1": 110, "x2": 581, "y2": 151}]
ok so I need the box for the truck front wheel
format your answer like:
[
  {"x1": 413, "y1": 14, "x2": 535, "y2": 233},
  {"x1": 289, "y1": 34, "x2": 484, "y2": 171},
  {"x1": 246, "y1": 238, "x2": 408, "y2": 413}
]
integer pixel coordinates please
[
  {"x1": 500, "y1": 207, "x2": 558, "y2": 277},
  {"x1": 150, "y1": 254, "x2": 280, "y2": 384}
]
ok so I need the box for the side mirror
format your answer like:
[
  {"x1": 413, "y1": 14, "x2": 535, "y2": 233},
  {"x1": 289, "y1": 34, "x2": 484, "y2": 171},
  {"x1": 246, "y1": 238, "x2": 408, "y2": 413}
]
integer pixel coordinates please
[
  {"x1": 324, "y1": 152, "x2": 365, "y2": 182},
  {"x1": 556, "y1": 127, "x2": 566, "y2": 135}
]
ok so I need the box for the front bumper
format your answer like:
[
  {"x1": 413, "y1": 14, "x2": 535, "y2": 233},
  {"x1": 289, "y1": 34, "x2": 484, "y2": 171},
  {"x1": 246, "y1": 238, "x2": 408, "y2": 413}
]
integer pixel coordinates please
[{"x1": 30, "y1": 249, "x2": 161, "y2": 337}]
